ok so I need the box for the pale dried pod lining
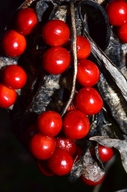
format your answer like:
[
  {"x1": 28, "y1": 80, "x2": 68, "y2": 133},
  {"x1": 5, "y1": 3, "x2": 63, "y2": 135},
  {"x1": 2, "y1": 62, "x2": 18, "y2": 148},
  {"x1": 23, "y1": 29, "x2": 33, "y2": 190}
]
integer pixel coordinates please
[
  {"x1": 84, "y1": 29, "x2": 127, "y2": 102},
  {"x1": 90, "y1": 136, "x2": 127, "y2": 173},
  {"x1": 82, "y1": 149, "x2": 105, "y2": 182},
  {"x1": 98, "y1": 73, "x2": 127, "y2": 135}
]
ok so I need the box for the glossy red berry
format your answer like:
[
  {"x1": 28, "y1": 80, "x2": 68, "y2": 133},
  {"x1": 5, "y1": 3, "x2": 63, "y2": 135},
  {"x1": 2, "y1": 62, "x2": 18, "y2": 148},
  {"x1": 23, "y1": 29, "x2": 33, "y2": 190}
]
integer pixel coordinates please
[
  {"x1": 106, "y1": 1, "x2": 127, "y2": 26},
  {"x1": 117, "y1": 23, "x2": 127, "y2": 43},
  {"x1": 81, "y1": 175, "x2": 104, "y2": 186},
  {"x1": 63, "y1": 110, "x2": 90, "y2": 140},
  {"x1": 2, "y1": 30, "x2": 26, "y2": 57},
  {"x1": 47, "y1": 148, "x2": 73, "y2": 176},
  {"x1": 77, "y1": 59, "x2": 100, "y2": 87},
  {"x1": 42, "y1": 47, "x2": 71, "y2": 74},
  {"x1": 76, "y1": 36, "x2": 91, "y2": 59},
  {"x1": 16, "y1": 8, "x2": 38, "y2": 36},
  {"x1": 98, "y1": 145, "x2": 114, "y2": 162},
  {"x1": 37, "y1": 111, "x2": 62, "y2": 137},
  {"x1": 37, "y1": 160, "x2": 54, "y2": 176},
  {"x1": 42, "y1": 20, "x2": 70, "y2": 46},
  {"x1": 0, "y1": 84, "x2": 17, "y2": 108},
  {"x1": 29, "y1": 133, "x2": 56, "y2": 160},
  {"x1": 55, "y1": 137, "x2": 77, "y2": 155},
  {"x1": 74, "y1": 87, "x2": 103, "y2": 115},
  {"x1": 2, "y1": 65, "x2": 27, "y2": 89}
]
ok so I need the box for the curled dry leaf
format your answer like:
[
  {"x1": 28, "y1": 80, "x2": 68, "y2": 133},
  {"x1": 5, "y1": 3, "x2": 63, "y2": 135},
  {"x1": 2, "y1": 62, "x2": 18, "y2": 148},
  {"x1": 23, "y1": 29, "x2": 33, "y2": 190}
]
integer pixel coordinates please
[{"x1": 90, "y1": 136, "x2": 127, "y2": 173}]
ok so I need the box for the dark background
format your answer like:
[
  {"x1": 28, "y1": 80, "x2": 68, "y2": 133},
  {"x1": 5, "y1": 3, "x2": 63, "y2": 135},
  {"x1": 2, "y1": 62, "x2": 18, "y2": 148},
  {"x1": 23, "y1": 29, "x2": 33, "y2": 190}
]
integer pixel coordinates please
[{"x1": 0, "y1": 1, "x2": 127, "y2": 191}]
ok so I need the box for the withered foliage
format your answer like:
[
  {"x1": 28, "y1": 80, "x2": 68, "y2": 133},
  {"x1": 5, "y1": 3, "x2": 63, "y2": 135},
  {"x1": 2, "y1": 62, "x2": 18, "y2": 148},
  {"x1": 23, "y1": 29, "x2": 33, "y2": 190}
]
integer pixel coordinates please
[{"x1": 1, "y1": 0, "x2": 127, "y2": 184}]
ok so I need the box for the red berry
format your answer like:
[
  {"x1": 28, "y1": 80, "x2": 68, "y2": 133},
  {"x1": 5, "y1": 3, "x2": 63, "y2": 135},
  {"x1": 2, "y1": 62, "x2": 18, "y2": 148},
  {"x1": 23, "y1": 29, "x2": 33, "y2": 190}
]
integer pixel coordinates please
[
  {"x1": 29, "y1": 133, "x2": 56, "y2": 160},
  {"x1": 55, "y1": 137, "x2": 77, "y2": 156},
  {"x1": 2, "y1": 30, "x2": 26, "y2": 57},
  {"x1": 42, "y1": 47, "x2": 71, "y2": 74},
  {"x1": 81, "y1": 175, "x2": 104, "y2": 186},
  {"x1": 76, "y1": 36, "x2": 91, "y2": 59},
  {"x1": 42, "y1": 20, "x2": 70, "y2": 46},
  {"x1": 63, "y1": 110, "x2": 90, "y2": 140},
  {"x1": 98, "y1": 145, "x2": 114, "y2": 162},
  {"x1": 0, "y1": 84, "x2": 17, "y2": 108},
  {"x1": 37, "y1": 111, "x2": 62, "y2": 137},
  {"x1": 37, "y1": 160, "x2": 54, "y2": 176},
  {"x1": 117, "y1": 23, "x2": 127, "y2": 43},
  {"x1": 47, "y1": 148, "x2": 73, "y2": 176},
  {"x1": 77, "y1": 59, "x2": 100, "y2": 87},
  {"x1": 106, "y1": 1, "x2": 127, "y2": 26},
  {"x1": 2, "y1": 65, "x2": 27, "y2": 89},
  {"x1": 16, "y1": 8, "x2": 38, "y2": 36},
  {"x1": 74, "y1": 87, "x2": 103, "y2": 115}
]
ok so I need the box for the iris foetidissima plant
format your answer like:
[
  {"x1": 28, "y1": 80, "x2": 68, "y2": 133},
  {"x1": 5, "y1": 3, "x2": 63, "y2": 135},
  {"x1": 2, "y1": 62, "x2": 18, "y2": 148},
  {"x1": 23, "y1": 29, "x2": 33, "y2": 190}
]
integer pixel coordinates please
[{"x1": 1, "y1": 0, "x2": 127, "y2": 186}]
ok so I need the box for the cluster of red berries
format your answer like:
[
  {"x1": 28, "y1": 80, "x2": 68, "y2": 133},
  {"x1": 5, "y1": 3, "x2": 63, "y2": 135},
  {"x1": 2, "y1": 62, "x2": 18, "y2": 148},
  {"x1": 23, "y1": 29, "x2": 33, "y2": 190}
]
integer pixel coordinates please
[
  {"x1": 25, "y1": 109, "x2": 114, "y2": 185},
  {"x1": 1, "y1": 7, "x2": 114, "y2": 186},
  {"x1": 26, "y1": 111, "x2": 78, "y2": 176},
  {"x1": 41, "y1": 20, "x2": 71, "y2": 74},
  {"x1": 26, "y1": 109, "x2": 114, "y2": 184},
  {"x1": 41, "y1": 19, "x2": 92, "y2": 75},
  {"x1": 2, "y1": 8, "x2": 38, "y2": 57},
  {"x1": 26, "y1": 20, "x2": 113, "y2": 185},
  {"x1": 106, "y1": 0, "x2": 127, "y2": 43},
  {"x1": 0, "y1": 8, "x2": 38, "y2": 108},
  {"x1": 0, "y1": 64, "x2": 27, "y2": 108},
  {"x1": 41, "y1": 19, "x2": 103, "y2": 115}
]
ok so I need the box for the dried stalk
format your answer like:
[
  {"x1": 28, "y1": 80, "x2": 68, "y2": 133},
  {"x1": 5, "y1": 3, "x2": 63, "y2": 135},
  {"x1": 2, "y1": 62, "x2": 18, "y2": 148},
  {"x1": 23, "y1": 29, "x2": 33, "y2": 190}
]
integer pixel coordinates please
[
  {"x1": 20, "y1": 0, "x2": 37, "y2": 8},
  {"x1": 61, "y1": 0, "x2": 77, "y2": 116}
]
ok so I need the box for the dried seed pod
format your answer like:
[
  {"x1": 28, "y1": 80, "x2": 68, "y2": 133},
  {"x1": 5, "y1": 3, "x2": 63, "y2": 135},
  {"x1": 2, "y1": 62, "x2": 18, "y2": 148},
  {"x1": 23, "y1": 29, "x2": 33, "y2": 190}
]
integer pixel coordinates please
[
  {"x1": 69, "y1": 146, "x2": 105, "y2": 182},
  {"x1": 81, "y1": 148, "x2": 105, "y2": 183},
  {"x1": 0, "y1": 57, "x2": 17, "y2": 69},
  {"x1": 78, "y1": 0, "x2": 111, "y2": 50},
  {"x1": 84, "y1": 29, "x2": 127, "y2": 102},
  {"x1": 90, "y1": 136, "x2": 127, "y2": 173},
  {"x1": 88, "y1": 109, "x2": 117, "y2": 139},
  {"x1": 98, "y1": 73, "x2": 127, "y2": 135}
]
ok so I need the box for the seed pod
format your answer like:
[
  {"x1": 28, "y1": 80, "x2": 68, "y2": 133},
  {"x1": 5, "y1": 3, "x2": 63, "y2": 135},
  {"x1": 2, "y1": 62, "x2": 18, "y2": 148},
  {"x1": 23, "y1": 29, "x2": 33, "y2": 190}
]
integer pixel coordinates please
[
  {"x1": 90, "y1": 136, "x2": 127, "y2": 173},
  {"x1": 69, "y1": 145, "x2": 105, "y2": 182}
]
